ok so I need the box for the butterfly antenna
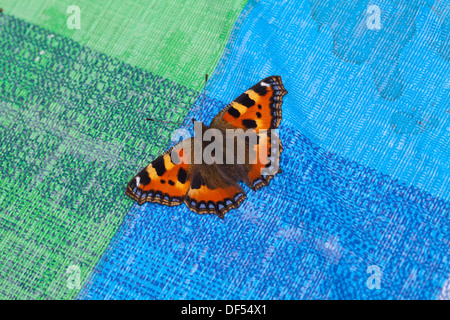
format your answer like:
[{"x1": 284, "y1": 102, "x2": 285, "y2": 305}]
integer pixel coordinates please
[{"x1": 145, "y1": 118, "x2": 182, "y2": 125}]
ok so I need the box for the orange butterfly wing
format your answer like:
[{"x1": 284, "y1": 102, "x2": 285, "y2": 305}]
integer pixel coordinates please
[
  {"x1": 211, "y1": 76, "x2": 287, "y2": 191},
  {"x1": 184, "y1": 166, "x2": 246, "y2": 219},
  {"x1": 247, "y1": 130, "x2": 283, "y2": 190},
  {"x1": 210, "y1": 75, "x2": 287, "y2": 131},
  {"x1": 126, "y1": 140, "x2": 193, "y2": 206}
]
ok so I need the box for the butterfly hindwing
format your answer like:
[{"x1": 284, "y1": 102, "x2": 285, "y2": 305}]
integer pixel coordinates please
[
  {"x1": 217, "y1": 130, "x2": 283, "y2": 191},
  {"x1": 185, "y1": 165, "x2": 246, "y2": 219},
  {"x1": 210, "y1": 76, "x2": 287, "y2": 131},
  {"x1": 246, "y1": 130, "x2": 283, "y2": 190},
  {"x1": 126, "y1": 139, "x2": 193, "y2": 206}
]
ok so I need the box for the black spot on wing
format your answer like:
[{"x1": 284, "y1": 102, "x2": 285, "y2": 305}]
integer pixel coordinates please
[
  {"x1": 253, "y1": 84, "x2": 268, "y2": 96},
  {"x1": 177, "y1": 167, "x2": 187, "y2": 184},
  {"x1": 137, "y1": 169, "x2": 151, "y2": 185},
  {"x1": 242, "y1": 119, "x2": 257, "y2": 128},
  {"x1": 191, "y1": 173, "x2": 204, "y2": 190},
  {"x1": 235, "y1": 93, "x2": 255, "y2": 108},
  {"x1": 152, "y1": 156, "x2": 166, "y2": 176},
  {"x1": 228, "y1": 106, "x2": 241, "y2": 118}
]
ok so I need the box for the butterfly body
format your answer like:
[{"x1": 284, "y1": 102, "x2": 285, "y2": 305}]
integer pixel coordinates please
[{"x1": 126, "y1": 76, "x2": 287, "y2": 218}]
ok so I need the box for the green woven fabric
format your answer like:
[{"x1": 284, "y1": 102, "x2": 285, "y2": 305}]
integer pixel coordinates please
[
  {"x1": 0, "y1": 0, "x2": 246, "y2": 299},
  {"x1": 1, "y1": 0, "x2": 246, "y2": 89}
]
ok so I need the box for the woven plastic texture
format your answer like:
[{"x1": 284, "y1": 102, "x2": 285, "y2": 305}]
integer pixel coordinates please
[
  {"x1": 79, "y1": 0, "x2": 450, "y2": 300},
  {"x1": 0, "y1": 0, "x2": 246, "y2": 300},
  {"x1": 1, "y1": 0, "x2": 247, "y2": 89},
  {"x1": 1, "y1": 0, "x2": 450, "y2": 300}
]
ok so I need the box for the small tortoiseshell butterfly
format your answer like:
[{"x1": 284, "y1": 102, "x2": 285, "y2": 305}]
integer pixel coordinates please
[{"x1": 126, "y1": 76, "x2": 287, "y2": 218}]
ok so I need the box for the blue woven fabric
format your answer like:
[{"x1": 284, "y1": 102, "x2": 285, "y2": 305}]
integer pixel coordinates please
[{"x1": 79, "y1": 0, "x2": 450, "y2": 299}]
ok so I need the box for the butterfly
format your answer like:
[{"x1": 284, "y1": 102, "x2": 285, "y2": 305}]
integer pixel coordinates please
[{"x1": 126, "y1": 76, "x2": 287, "y2": 218}]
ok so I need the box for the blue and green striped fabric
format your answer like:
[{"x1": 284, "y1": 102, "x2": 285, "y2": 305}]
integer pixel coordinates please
[{"x1": 1, "y1": 0, "x2": 450, "y2": 300}]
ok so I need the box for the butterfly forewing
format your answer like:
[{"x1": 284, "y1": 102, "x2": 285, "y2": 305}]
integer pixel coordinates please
[
  {"x1": 126, "y1": 139, "x2": 193, "y2": 206},
  {"x1": 210, "y1": 76, "x2": 287, "y2": 131}
]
